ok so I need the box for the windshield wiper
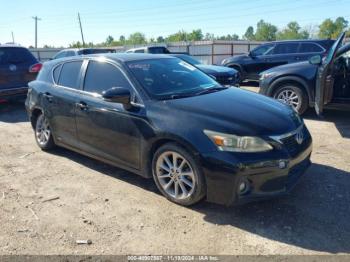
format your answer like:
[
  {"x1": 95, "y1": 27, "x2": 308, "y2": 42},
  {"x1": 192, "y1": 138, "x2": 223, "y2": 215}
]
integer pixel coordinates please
[{"x1": 194, "y1": 86, "x2": 228, "y2": 96}]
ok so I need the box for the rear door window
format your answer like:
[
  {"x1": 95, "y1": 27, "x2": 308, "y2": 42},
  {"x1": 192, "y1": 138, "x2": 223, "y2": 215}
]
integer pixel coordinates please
[
  {"x1": 58, "y1": 61, "x2": 82, "y2": 89},
  {"x1": 83, "y1": 61, "x2": 131, "y2": 94},
  {"x1": 299, "y1": 43, "x2": 324, "y2": 53},
  {"x1": 273, "y1": 43, "x2": 299, "y2": 54},
  {"x1": 0, "y1": 47, "x2": 36, "y2": 65},
  {"x1": 53, "y1": 64, "x2": 62, "y2": 83}
]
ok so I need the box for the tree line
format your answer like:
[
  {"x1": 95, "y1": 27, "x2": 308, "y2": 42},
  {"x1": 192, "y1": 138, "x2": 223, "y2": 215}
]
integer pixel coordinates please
[{"x1": 67, "y1": 17, "x2": 349, "y2": 48}]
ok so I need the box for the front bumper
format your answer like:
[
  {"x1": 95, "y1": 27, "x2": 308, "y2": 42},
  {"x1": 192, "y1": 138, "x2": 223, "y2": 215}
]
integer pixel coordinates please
[{"x1": 200, "y1": 137, "x2": 312, "y2": 206}]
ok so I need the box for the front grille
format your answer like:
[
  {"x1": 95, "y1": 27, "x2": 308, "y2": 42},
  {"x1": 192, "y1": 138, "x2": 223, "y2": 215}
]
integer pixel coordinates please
[{"x1": 280, "y1": 126, "x2": 311, "y2": 157}]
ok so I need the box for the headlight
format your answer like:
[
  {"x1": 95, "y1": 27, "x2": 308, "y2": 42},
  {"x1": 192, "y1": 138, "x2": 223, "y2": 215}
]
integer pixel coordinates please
[
  {"x1": 204, "y1": 130, "x2": 273, "y2": 152},
  {"x1": 260, "y1": 72, "x2": 275, "y2": 80}
]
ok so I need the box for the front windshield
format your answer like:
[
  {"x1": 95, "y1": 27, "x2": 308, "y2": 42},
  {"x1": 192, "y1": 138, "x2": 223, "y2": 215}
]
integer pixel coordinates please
[{"x1": 127, "y1": 58, "x2": 221, "y2": 99}]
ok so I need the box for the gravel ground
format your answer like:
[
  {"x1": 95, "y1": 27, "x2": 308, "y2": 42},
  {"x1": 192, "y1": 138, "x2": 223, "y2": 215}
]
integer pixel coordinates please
[{"x1": 0, "y1": 95, "x2": 349, "y2": 255}]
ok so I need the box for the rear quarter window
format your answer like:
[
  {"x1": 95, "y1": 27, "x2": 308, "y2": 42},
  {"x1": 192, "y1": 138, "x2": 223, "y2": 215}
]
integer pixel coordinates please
[
  {"x1": 58, "y1": 61, "x2": 83, "y2": 89},
  {"x1": 299, "y1": 43, "x2": 324, "y2": 53},
  {"x1": 53, "y1": 64, "x2": 62, "y2": 83}
]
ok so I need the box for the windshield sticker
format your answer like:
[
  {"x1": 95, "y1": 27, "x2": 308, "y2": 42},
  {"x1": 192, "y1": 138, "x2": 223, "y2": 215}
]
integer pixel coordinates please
[
  {"x1": 128, "y1": 63, "x2": 150, "y2": 70},
  {"x1": 179, "y1": 61, "x2": 196, "y2": 71}
]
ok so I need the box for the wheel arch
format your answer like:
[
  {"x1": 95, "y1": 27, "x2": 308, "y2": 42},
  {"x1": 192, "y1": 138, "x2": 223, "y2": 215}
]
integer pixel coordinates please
[
  {"x1": 30, "y1": 107, "x2": 44, "y2": 129},
  {"x1": 142, "y1": 136, "x2": 200, "y2": 178},
  {"x1": 268, "y1": 76, "x2": 313, "y2": 105}
]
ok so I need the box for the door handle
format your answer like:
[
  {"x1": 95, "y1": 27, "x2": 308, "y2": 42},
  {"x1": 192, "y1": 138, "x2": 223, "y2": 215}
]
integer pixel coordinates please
[
  {"x1": 295, "y1": 57, "x2": 301, "y2": 60},
  {"x1": 43, "y1": 92, "x2": 53, "y2": 102},
  {"x1": 76, "y1": 101, "x2": 88, "y2": 110}
]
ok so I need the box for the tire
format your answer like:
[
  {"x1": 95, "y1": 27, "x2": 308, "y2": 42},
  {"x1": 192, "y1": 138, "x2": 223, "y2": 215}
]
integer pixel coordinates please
[
  {"x1": 152, "y1": 143, "x2": 206, "y2": 206},
  {"x1": 273, "y1": 84, "x2": 308, "y2": 115},
  {"x1": 34, "y1": 113, "x2": 55, "y2": 150}
]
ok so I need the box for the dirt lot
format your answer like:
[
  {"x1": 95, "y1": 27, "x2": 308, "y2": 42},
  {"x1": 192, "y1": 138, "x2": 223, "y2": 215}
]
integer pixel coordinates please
[{"x1": 0, "y1": 92, "x2": 350, "y2": 255}]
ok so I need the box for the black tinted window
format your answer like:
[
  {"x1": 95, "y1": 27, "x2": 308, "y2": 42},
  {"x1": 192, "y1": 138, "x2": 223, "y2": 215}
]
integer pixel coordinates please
[
  {"x1": 299, "y1": 43, "x2": 323, "y2": 53},
  {"x1": 251, "y1": 44, "x2": 274, "y2": 56},
  {"x1": 273, "y1": 43, "x2": 299, "y2": 54},
  {"x1": 148, "y1": 47, "x2": 169, "y2": 54},
  {"x1": 58, "y1": 61, "x2": 82, "y2": 88},
  {"x1": 0, "y1": 47, "x2": 36, "y2": 65},
  {"x1": 134, "y1": 49, "x2": 145, "y2": 53},
  {"x1": 53, "y1": 64, "x2": 62, "y2": 83},
  {"x1": 84, "y1": 61, "x2": 130, "y2": 94}
]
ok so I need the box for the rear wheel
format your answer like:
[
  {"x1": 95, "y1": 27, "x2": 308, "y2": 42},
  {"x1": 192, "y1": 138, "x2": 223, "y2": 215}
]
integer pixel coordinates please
[
  {"x1": 34, "y1": 113, "x2": 55, "y2": 150},
  {"x1": 152, "y1": 143, "x2": 206, "y2": 206},
  {"x1": 273, "y1": 84, "x2": 308, "y2": 114}
]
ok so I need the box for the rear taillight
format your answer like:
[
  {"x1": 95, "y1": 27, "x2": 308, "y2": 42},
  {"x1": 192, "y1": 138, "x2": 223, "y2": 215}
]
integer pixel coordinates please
[{"x1": 29, "y1": 63, "x2": 42, "y2": 73}]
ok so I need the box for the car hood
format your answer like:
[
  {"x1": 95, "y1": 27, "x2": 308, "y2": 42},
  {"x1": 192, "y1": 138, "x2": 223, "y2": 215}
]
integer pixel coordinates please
[
  {"x1": 262, "y1": 61, "x2": 316, "y2": 74},
  {"x1": 151, "y1": 88, "x2": 302, "y2": 137},
  {"x1": 197, "y1": 64, "x2": 237, "y2": 75},
  {"x1": 222, "y1": 54, "x2": 250, "y2": 64}
]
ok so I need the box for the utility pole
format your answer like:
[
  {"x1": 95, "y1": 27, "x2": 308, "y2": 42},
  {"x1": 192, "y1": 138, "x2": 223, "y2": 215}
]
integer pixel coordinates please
[
  {"x1": 32, "y1": 16, "x2": 41, "y2": 48},
  {"x1": 78, "y1": 13, "x2": 85, "y2": 47},
  {"x1": 11, "y1": 31, "x2": 14, "y2": 43}
]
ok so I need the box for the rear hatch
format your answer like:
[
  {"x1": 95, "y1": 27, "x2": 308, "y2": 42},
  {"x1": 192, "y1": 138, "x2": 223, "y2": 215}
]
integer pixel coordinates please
[{"x1": 0, "y1": 47, "x2": 38, "y2": 90}]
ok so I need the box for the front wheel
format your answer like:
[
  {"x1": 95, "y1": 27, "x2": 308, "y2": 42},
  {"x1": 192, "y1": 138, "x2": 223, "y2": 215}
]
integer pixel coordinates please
[
  {"x1": 152, "y1": 143, "x2": 206, "y2": 206},
  {"x1": 273, "y1": 85, "x2": 308, "y2": 114},
  {"x1": 34, "y1": 113, "x2": 55, "y2": 150}
]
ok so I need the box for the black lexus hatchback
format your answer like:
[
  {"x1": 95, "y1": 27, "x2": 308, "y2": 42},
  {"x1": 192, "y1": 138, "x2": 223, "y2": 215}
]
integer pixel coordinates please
[{"x1": 26, "y1": 54, "x2": 312, "y2": 206}]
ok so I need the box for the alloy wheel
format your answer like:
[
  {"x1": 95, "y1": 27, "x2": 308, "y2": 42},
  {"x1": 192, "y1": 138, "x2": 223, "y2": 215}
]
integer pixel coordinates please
[
  {"x1": 275, "y1": 89, "x2": 300, "y2": 110},
  {"x1": 35, "y1": 115, "x2": 51, "y2": 146},
  {"x1": 155, "y1": 151, "x2": 196, "y2": 200}
]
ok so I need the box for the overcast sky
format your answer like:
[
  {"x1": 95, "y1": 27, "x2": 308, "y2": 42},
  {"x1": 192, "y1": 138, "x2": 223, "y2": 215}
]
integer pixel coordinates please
[{"x1": 0, "y1": 0, "x2": 349, "y2": 47}]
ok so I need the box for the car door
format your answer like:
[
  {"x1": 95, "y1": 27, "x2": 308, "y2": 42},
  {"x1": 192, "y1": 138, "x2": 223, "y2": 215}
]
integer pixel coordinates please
[
  {"x1": 244, "y1": 43, "x2": 275, "y2": 79},
  {"x1": 315, "y1": 32, "x2": 345, "y2": 115},
  {"x1": 269, "y1": 42, "x2": 300, "y2": 68},
  {"x1": 44, "y1": 60, "x2": 83, "y2": 148},
  {"x1": 75, "y1": 59, "x2": 144, "y2": 169}
]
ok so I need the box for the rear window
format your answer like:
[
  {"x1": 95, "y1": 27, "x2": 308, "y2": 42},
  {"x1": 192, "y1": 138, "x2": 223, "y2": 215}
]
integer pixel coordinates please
[
  {"x1": 0, "y1": 47, "x2": 36, "y2": 65},
  {"x1": 58, "y1": 61, "x2": 82, "y2": 89},
  {"x1": 80, "y1": 49, "x2": 116, "y2": 55},
  {"x1": 299, "y1": 43, "x2": 323, "y2": 53},
  {"x1": 273, "y1": 43, "x2": 299, "y2": 54}
]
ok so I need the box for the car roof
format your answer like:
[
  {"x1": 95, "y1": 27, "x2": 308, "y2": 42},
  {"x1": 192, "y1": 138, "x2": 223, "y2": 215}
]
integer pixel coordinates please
[
  {"x1": 266, "y1": 39, "x2": 334, "y2": 44},
  {"x1": 0, "y1": 44, "x2": 27, "y2": 48},
  {"x1": 50, "y1": 53, "x2": 174, "y2": 64}
]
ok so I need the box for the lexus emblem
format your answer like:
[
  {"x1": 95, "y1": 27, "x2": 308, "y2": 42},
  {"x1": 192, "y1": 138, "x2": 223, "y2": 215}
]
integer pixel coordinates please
[
  {"x1": 9, "y1": 64, "x2": 17, "y2": 71},
  {"x1": 295, "y1": 130, "x2": 304, "y2": 145}
]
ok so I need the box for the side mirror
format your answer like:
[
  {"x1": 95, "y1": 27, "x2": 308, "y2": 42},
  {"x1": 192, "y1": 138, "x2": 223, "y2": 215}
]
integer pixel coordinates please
[
  {"x1": 248, "y1": 51, "x2": 256, "y2": 58},
  {"x1": 309, "y1": 55, "x2": 322, "y2": 65},
  {"x1": 102, "y1": 87, "x2": 131, "y2": 104}
]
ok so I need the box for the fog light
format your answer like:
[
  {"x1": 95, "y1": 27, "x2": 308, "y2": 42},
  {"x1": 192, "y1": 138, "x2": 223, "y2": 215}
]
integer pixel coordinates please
[
  {"x1": 279, "y1": 161, "x2": 287, "y2": 169},
  {"x1": 238, "y1": 179, "x2": 249, "y2": 194}
]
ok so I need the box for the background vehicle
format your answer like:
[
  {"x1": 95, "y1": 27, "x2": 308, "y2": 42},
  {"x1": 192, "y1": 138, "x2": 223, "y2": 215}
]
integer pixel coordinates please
[
  {"x1": 170, "y1": 54, "x2": 239, "y2": 86},
  {"x1": 26, "y1": 53, "x2": 312, "y2": 207},
  {"x1": 52, "y1": 48, "x2": 116, "y2": 59},
  {"x1": 259, "y1": 33, "x2": 350, "y2": 115},
  {"x1": 0, "y1": 44, "x2": 41, "y2": 100},
  {"x1": 222, "y1": 39, "x2": 335, "y2": 82},
  {"x1": 125, "y1": 46, "x2": 171, "y2": 54}
]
